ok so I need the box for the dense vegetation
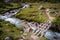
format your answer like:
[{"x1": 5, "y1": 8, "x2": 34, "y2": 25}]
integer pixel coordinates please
[
  {"x1": 0, "y1": 20, "x2": 23, "y2": 40},
  {"x1": 0, "y1": 2, "x2": 21, "y2": 14},
  {"x1": 50, "y1": 15, "x2": 60, "y2": 32},
  {"x1": 15, "y1": 3, "x2": 48, "y2": 23},
  {"x1": 15, "y1": 3, "x2": 60, "y2": 23}
]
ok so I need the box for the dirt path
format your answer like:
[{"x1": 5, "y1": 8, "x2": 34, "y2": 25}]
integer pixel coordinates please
[{"x1": 46, "y1": 9, "x2": 55, "y2": 22}]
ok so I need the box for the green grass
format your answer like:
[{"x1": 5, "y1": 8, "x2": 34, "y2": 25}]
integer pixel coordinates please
[
  {"x1": 0, "y1": 2, "x2": 21, "y2": 14},
  {"x1": 16, "y1": 3, "x2": 48, "y2": 23},
  {"x1": 39, "y1": 37, "x2": 48, "y2": 40},
  {"x1": 15, "y1": 3, "x2": 60, "y2": 23},
  {"x1": 40, "y1": 2, "x2": 60, "y2": 17},
  {"x1": 0, "y1": 20, "x2": 23, "y2": 40}
]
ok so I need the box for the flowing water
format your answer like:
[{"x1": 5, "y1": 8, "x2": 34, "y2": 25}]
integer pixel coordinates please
[{"x1": 0, "y1": 4, "x2": 60, "y2": 40}]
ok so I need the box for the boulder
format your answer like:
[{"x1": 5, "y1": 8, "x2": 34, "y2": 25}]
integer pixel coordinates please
[
  {"x1": 4, "y1": 37, "x2": 12, "y2": 40},
  {"x1": 44, "y1": 30, "x2": 56, "y2": 40},
  {"x1": 45, "y1": 8, "x2": 50, "y2": 12},
  {"x1": 38, "y1": 5, "x2": 45, "y2": 10},
  {"x1": 22, "y1": 4, "x2": 30, "y2": 9},
  {"x1": 44, "y1": 30, "x2": 60, "y2": 40}
]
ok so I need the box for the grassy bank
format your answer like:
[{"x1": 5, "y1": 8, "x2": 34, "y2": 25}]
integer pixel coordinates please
[
  {"x1": 15, "y1": 3, "x2": 48, "y2": 23},
  {"x1": 0, "y1": 20, "x2": 23, "y2": 40},
  {"x1": 0, "y1": 2, "x2": 21, "y2": 14},
  {"x1": 15, "y1": 3, "x2": 60, "y2": 23}
]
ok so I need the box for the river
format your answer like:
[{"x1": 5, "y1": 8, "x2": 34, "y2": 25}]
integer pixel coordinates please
[{"x1": 0, "y1": 4, "x2": 60, "y2": 40}]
